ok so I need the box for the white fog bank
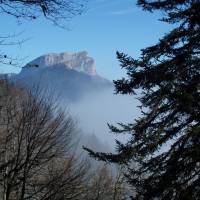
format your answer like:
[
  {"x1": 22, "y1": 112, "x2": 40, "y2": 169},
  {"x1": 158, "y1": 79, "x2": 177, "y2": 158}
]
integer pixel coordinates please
[{"x1": 66, "y1": 87, "x2": 140, "y2": 149}]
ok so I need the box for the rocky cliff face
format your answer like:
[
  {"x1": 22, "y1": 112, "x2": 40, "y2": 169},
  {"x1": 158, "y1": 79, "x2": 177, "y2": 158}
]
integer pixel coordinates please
[{"x1": 25, "y1": 51, "x2": 96, "y2": 76}]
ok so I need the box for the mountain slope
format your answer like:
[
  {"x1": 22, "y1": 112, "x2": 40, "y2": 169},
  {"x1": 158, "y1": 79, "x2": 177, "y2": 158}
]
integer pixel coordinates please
[{"x1": 14, "y1": 51, "x2": 112, "y2": 101}]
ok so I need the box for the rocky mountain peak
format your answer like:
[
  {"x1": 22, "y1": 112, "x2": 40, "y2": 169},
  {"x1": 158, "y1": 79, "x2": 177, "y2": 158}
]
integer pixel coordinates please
[{"x1": 25, "y1": 51, "x2": 96, "y2": 76}]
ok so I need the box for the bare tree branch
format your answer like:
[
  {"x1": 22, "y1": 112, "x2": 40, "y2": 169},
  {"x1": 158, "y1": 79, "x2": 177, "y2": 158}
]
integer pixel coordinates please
[
  {"x1": 0, "y1": 0, "x2": 87, "y2": 27},
  {"x1": 0, "y1": 80, "x2": 89, "y2": 200}
]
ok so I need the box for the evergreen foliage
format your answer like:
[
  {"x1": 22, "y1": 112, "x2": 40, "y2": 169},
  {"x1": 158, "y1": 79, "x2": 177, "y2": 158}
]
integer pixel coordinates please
[{"x1": 85, "y1": 0, "x2": 200, "y2": 199}]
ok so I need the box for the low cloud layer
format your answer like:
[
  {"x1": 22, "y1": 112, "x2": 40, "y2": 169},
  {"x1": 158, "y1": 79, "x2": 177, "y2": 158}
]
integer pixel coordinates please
[{"x1": 66, "y1": 87, "x2": 140, "y2": 150}]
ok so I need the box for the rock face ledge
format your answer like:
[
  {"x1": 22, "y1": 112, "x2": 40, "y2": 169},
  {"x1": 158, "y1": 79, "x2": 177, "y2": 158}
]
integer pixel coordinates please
[{"x1": 25, "y1": 51, "x2": 96, "y2": 76}]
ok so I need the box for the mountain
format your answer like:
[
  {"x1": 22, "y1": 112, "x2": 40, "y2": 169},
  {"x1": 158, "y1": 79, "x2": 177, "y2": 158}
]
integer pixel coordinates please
[
  {"x1": 3, "y1": 51, "x2": 137, "y2": 150},
  {"x1": 26, "y1": 51, "x2": 96, "y2": 76},
  {"x1": 13, "y1": 51, "x2": 112, "y2": 101}
]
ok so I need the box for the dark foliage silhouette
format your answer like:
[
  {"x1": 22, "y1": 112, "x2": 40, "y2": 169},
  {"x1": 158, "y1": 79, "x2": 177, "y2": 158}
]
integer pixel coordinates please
[{"x1": 85, "y1": 0, "x2": 200, "y2": 199}]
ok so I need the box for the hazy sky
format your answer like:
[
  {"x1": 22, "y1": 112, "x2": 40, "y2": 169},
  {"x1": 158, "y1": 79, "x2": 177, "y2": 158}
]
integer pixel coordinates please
[{"x1": 1, "y1": 0, "x2": 172, "y2": 80}]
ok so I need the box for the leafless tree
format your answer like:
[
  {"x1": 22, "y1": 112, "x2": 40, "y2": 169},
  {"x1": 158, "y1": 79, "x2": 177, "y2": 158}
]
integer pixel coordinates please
[
  {"x1": 0, "y1": 32, "x2": 28, "y2": 67},
  {"x1": 0, "y1": 0, "x2": 87, "y2": 27},
  {"x1": 0, "y1": 80, "x2": 88, "y2": 200},
  {"x1": 83, "y1": 165, "x2": 128, "y2": 200}
]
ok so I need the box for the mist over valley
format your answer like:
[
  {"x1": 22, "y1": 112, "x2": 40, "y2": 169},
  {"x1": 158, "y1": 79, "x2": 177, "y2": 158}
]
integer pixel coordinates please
[{"x1": 8, "y1": 51, "x2": 140, "y2": 152}]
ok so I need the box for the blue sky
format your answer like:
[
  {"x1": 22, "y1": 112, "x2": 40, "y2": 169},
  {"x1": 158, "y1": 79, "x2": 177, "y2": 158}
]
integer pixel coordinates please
[{"x1": 0, "y1": 0, "x2": 172, "y2": 80}]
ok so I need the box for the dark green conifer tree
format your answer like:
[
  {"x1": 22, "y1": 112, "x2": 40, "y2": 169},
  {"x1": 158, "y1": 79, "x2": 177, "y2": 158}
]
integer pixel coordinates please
[{"x1": 85, "y1": 0, "x2": 200, "y2": 199}]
